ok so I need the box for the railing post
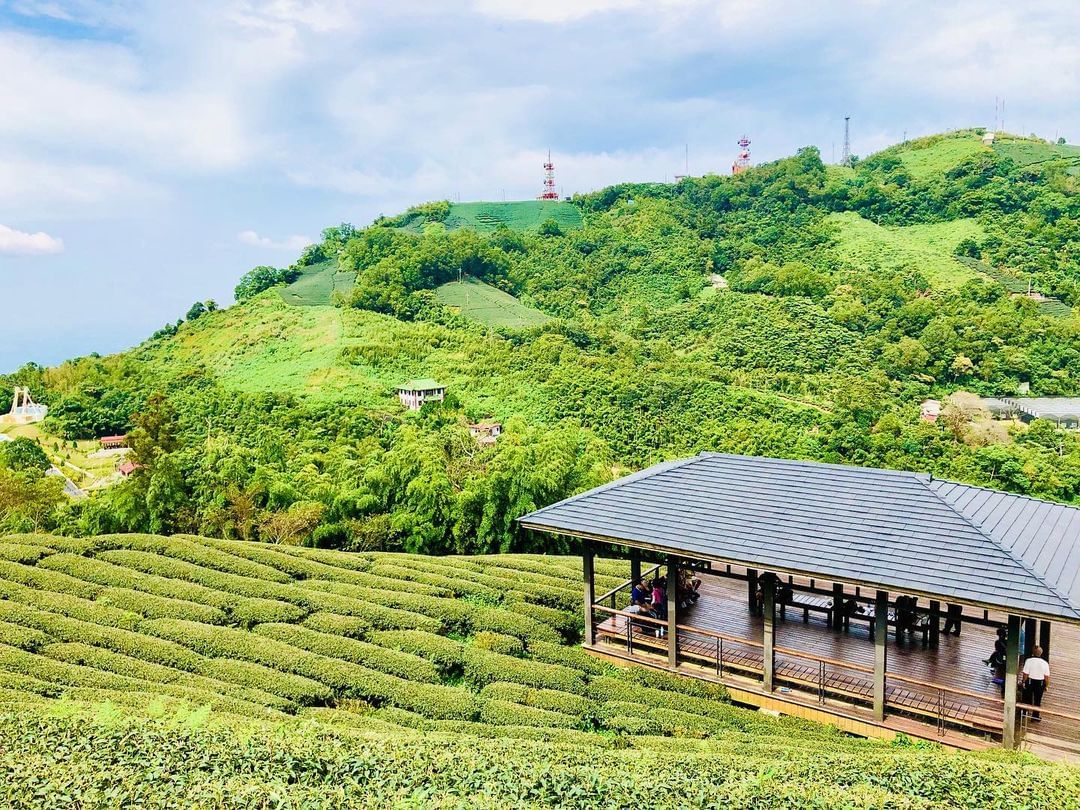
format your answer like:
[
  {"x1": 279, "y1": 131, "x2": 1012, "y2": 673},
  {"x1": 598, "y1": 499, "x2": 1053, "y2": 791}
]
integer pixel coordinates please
[
  {"x1": 831, "y1": 583, "x2": 843, "y2": 631},
  {"x1": 718, "y1": 637, "x2": 724, "y2": 677},
  {"x1": 747, "y1": 568, "x2": 759, "y2": 614},
  {"x1": 873, "y1": 590, "x2": 888, "y2": 721},
  {"x1": 1003, "y1": 614, "x2": 1021, "y2": 749},
  {"x1": 818, "y1": 661, "x2": 825, "y2": 704},
  {"x1": 763, "y1": 573, "x2": 776, "y2": 691},
  {"x1": 1023, "y1": 617, "x2": 1037, "y2": 659},
  {"x1": 582, "y1": 541, "x2": 596, "y2": 647},
  {"x1": 667, "y1": 554, "x2": 678, "y2": 669}
]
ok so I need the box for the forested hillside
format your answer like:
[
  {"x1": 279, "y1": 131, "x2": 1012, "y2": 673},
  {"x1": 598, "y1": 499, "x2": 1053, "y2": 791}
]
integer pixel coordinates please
[{"x1": 4, "y1": 130, "x2": 1080, "y2": 552}]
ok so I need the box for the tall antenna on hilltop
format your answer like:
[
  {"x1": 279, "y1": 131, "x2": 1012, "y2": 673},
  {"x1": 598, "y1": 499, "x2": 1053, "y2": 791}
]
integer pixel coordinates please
[
  {"x1": 538, "y1": 150, "x2": 559, "y2": 200},
  {"x1": 841, "y1": 116, "x2": 851, "y2": 166},
  {"x1": 732, "y1": 136, "x2": 751, "y2": 175}
]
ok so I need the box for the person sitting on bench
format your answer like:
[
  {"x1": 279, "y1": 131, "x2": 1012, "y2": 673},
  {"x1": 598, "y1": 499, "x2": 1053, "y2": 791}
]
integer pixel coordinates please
[
  {"x1": 625, "y1": 601, "x2": 662, "y2": 637},
  {"x1": 942, "y1": 603, "x2": 962, "y2": 636},
  {"x1": 650, "y1": 576, "x2": 667, "y2": 620},
  {"x1": 776, "y1": 582, "x2": 794, "y2": 621},
  {"x1": 840, "y1": 597, "x2": 859, "y2": 632},
  {"x1": 630, "y1": 578, "x2": 649, "y2": 608}
]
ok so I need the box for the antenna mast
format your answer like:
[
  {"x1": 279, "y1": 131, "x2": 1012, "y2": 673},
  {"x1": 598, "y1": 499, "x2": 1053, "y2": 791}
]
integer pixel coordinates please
[
  {"x1": 732, "y1": 136, "x2": 751, "y2": 175},
  {"x1": 841, "y1": 116, "x2": 851, "y2": 165},
  {"x1": 538, "y1": 150, "x2": 559, "y2": 200}
]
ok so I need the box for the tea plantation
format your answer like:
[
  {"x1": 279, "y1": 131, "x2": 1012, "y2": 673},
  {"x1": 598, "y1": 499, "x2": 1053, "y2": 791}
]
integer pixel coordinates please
[{"x1": 1, "y1": 533, "x2": 1078, "y2": 807}]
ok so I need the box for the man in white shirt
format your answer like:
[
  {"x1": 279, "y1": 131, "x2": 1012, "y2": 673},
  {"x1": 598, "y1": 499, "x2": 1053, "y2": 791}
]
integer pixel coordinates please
[{"x1": 1021, "y1": 646, "x2": 1051, "y2": 720}]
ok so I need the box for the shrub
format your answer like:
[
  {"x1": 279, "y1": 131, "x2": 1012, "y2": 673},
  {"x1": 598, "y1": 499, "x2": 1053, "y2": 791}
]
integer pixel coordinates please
[
  {"x1": 197, "y1": 658, "x2": 332, "y2": 706},
  {"x1": 365, "y1": 563, "x2": 499, "y2": 601},
  {"x1": 503, "y1": 598, "x2": 581, "y2": 638},
  {"x1": 0, "y1": 559, "x2": 100, "y2": 599},
  {"x1": 38, "y1": 554, "x2": 235, "y2": 609},
  {"x1": 302, "y1": 612, "x2": 371, "y2": 639},
  {"x1": 587, "y1": 677, "x2": 755, "y2": 728},
  {"x1": 478, "y1": 699, "x2": 581, "y2": 729},
  {"x1": 0, "y1": 543, "x2": 53, "y2": 564},
  {"x1": 115, "y1": 535, "x2": 293, "y2": 583},
  {"x1": 94, "y1": 587, "x2": 228, "y2": 624},
  {"x1": 0, "y1": 671, "x2": 59, "y2": 697},
  {"x1": 0, "y1": 580, "x2": 140, "y2": 630},
  {"x1": 468, "y1": 606, "x2": 561, "y2": 644},
  {"x1": 0, "y1": 642, "x2": 140, "y2": 690},
  {"x1": 253, "y1": 624, "x2": 440, "y2": 683},
  {"x1": 97, "y1": 551, "x2": 291, "y2": 602},
  {"x1": 0, "y1": 600, "x2": 205, "y2": 672},
  {"x1": 462, "y1": 647, "x2": 587, "y2": 695},
  {"x1": 228, "y1": 598, "x2": 308, "y2": 627},
  {"x1": 0, "y1": 621, "x2": 51, "y2": 652},
  {"x1": 479, "y1": 682, "x2": 592, "y2": 718},
  {"x1": 369, "y1": 630, "x2": 466, "y2": 675},
  {"x1": 619, "y1": 665, "x2": 729, "y2": 701},
  {"x1": 370, "y1": 706, "x2": 429, "y2": 729},
  {"x1": 526, "y1": 641, "x2": 614, "y2": 676},
  {"x1": 472, "y1": 631, "x2": 525, "y2": 656},
  {"x1": 601, "y1": 714, "x2": 660, "y2": 735}
]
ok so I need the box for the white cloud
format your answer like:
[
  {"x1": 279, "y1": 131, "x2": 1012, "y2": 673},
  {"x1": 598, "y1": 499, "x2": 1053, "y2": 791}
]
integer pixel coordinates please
[
  {"x1": 0, "y1": 224, "x2": 64, "y2": 256},
  {"x1": 237, "y1": 229, "x2": 312, "y2": 250},
  {"x1": 470, "y1": 0, "x2": 703, "y2": 24}
]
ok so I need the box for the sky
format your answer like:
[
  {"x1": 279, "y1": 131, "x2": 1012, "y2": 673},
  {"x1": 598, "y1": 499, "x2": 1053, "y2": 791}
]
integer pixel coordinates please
[{"x1": 1, "y1": 0, "x2": 1079, "y2": 373}]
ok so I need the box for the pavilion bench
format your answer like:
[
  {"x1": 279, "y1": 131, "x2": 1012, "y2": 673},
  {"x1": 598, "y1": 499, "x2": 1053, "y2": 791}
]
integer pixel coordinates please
[{"x1": 781, "y1": 593, "x2": 834, "y2": 624}]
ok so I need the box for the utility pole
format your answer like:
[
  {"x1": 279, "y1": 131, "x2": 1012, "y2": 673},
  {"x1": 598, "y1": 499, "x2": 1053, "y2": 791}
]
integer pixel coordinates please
[{"x1": 841, "y1": 116, "x2": 851, "y2": 166}]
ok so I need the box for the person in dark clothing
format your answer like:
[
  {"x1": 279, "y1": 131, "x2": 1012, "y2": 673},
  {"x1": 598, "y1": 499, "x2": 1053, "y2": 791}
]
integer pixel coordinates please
[
  {"x1": 629, "y1": 578, "x2": 648, "y2": 608},
  {"x1": 942, "y1": 603, "x2": 962, "y2": 636},
  {"x1": 840, "y1": 597, "x2": 859, "y2": 632},
  {"x1": 985, "y1": 627, "x2": 1008, "y2": 688},
  {"x1": 776, "y1": 582, "x2": 794, "y2": 622}
]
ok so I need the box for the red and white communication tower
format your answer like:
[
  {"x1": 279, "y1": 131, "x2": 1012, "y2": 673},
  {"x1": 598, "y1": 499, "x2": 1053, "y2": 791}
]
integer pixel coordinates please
[
  {"x1": 732, "y1": 136, "x2": 751, "y2": 175},
  {"x1": 538, "y1": 150, "x2": 559, "y2": 199}
]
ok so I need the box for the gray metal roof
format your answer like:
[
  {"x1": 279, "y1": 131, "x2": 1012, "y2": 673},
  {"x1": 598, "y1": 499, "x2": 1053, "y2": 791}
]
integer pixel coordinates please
[
  {"x1": 519, "y1": 453, "x2": 1080, "y2": 623},
  {"x1": 1010, "y1": 397, "x2": 1080, "y2": 421}
]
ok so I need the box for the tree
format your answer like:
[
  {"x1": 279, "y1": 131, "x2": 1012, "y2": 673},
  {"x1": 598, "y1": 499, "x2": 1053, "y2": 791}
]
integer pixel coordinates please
[
  {"x1": 234, "y1": 266, "x2": 300, "y2": 301},
  {"x1": 0, "y1": 437, "x2": 50, "y2": 474},
  {"x1": 260, "y1": 501, "x2": 326, "y2": 544},
  {"x1": 186, "y1": 301, "x2": 207, "y2": 321}
]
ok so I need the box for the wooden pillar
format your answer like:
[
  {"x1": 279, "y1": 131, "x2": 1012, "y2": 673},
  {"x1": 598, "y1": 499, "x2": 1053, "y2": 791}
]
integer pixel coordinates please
[
  {"x1": 832, "y1": 583, "x2": 844, "y2": 631},
  {"x1": 763, "y1": 573, "x2": 776, "y2": 691},
  {"x1": 873, "y1": 590, "x2": 888, "y2": 721},
  {"x1": 1003, "y1": 614, "x2": 1021, "y2": 749},
  {"x1": 582, "y1": 541, "x2": 595, "y2": 647},
  {"x1": 667, "y1": 555, "x2": 678, "y2": 669},
  {"x1": 747, "y1": 568, "x2": 759, "y2": 614},
  {"x1": 929, "y1": 600, "x2": 941, "y2": 648},
  {"x1": 1022, "y1": 617, "x2": 1037, "y2": 659},
  {"x1": 630, "y1": 551, "x2": 641, "y2": 589},
  {"x1": 1039, "y1": 620, "x2": 1051, "y2": 661}
]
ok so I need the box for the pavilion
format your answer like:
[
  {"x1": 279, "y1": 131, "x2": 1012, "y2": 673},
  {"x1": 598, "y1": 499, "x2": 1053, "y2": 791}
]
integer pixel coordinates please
[{"x1": 520, "y1": 452, "x2": 1080, "y2": 756}]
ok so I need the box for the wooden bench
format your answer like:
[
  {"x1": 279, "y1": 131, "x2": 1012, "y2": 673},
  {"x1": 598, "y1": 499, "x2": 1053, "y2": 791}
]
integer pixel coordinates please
[
  {"x1": 781, "y1": 593, "x2": 834, "y2": 624},
  {"x1": 839, "y1": 607, "x2": 932, "y2": 646}
]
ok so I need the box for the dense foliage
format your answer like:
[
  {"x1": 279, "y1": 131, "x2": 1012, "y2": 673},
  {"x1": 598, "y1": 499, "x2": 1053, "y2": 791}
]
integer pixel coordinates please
[{"x1": 3, "y1": 131, "x2": 1080, "y2": 549}]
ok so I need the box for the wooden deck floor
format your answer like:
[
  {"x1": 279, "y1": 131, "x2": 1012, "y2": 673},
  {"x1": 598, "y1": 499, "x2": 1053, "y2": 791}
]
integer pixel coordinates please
[{"x1": 595, "y1": 572, "x2": 1080, "y2": 759}]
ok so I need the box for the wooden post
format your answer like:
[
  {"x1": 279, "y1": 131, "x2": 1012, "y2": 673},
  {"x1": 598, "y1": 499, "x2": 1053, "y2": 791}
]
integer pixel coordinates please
[
  {"x1": 747, "y1": 568, "x2": 759, "y2": 614},
  {"x1": 763, "y1": 573, "x2": 775, "y2": 691},
  {"x1": 667, "y1": 555, "x2": 678, "y2": 669},
  {"x1": 832, "y1": 583, "x2": 844, "y2": 631},
  {"x1": 583, "y1": 541, "x2": 596, "y2": 647},
  {"x1": 630, "y1": 551, "x2": 641, "y2": 589},
  {"x1": 1003, "y1": 614, "x2": 1021, "y2": 750},
  {"x1": 873, "y1": 590, "x2": 888, "y2": 721},
  {"x1": 1023, "y1": 617, "x2": 1037, "y2": 659},
  {"x1": 1039, "y1": 620, "x2": 1051, "y2": 661},
  {"x1": 929, "y1": 600, "x2": 941, "y2": 648}
]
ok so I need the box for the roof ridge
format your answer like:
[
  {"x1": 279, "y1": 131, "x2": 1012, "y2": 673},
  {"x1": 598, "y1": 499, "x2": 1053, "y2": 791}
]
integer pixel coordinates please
[
  {"x1": 698, "y1": 452, "x2": 929, "y2": 481},
  {"x1": 932, "y1": 476, "x2": 1080, "y2": 512},
  {"x1": 919, "y1": 477, "x2": 1080, "y2": 621},
  {"x1": 522, "y1": 454, "x2": 706, "y2": 520}
]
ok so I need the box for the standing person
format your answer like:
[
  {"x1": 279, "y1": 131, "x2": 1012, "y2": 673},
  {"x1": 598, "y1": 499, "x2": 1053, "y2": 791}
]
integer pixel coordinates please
[
  {"x1": 1021, "y1": 646, "x2": 1050, "y2": 720},
  {"x1": 942, "y1": 603, "x2": 962, "y2": 636}
]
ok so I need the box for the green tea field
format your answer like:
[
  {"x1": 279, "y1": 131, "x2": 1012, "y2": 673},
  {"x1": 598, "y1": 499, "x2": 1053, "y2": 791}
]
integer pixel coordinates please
[
  {"x1": 2, "y1": 532, "x2": 1078, "y2": 807},
  {"x1": 443, "y1": 201, "x2": 583, "y2": 232},
  {"x1": 435, "y1": 276, "x2": 551, "y2": 329}
]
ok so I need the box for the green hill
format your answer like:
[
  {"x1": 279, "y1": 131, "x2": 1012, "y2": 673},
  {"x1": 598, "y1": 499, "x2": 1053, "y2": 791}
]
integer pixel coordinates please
[
  {"x1": 2, "y1": 532, "x2": 1078, "y2": 806},
  {"x1": 443, "y1": 200, "x2": 583, "y2": 232},
  {"x1": 993, "y1": 136, "x2": 1080, "y2": 176}
]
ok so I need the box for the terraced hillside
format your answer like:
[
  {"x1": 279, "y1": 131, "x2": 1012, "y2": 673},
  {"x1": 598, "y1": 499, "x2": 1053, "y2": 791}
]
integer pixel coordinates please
[
  {"x1": 443, "y1": 201, "x2": 583, "y2": 232},
  {"x1": 2, "y1": 533, "x2": 1079, "y2": 807},
  {"x1": 435, "y1": 276, "x2": 551, "y2": 329}
]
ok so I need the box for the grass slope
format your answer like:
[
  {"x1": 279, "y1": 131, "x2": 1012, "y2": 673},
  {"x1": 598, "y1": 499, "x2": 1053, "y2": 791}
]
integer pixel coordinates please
[
  {"x1": 279, "y1": 259, "x2": 356, "y2": 306},
  {"x1": 993, "y1": 137, "x2": 1080, "y2": 176},
  {"x1": 828, "y1": 212, "x2": 983, "y2": 288},
  {"x1": 443, "y1": 201, "x2": 583, "y2": 233},
  {"x1": 435, "y1": 277, "x2": 551, "y2": 329},
  {"x1": 893, "y1": 134, "x2": 990, "y2": 179},
  {"x1": 2, "y1": 532, "x2": 1078, "y2": 807}
]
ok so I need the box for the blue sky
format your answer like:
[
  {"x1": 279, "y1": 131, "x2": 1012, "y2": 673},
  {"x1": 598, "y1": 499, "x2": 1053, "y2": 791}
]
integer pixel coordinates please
[{"x1": 2, "y1": 0, "x2": 1078, "y2": 373}]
